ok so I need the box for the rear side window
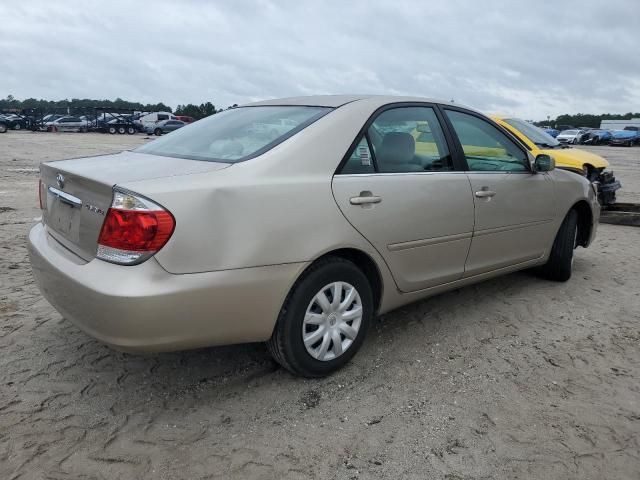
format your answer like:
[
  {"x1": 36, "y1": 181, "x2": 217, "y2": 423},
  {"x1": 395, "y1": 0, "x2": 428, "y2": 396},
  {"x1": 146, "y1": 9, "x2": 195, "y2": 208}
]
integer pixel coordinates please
[
  {"x1": 338, "y1": 106, "x2": 452, "y2": 174},
  {"x1": 340, "y1": 138, "x2": 375, "y2": 174},
  {"x1": 136, "y1": 106, "x2": 331, "y2": 163}
]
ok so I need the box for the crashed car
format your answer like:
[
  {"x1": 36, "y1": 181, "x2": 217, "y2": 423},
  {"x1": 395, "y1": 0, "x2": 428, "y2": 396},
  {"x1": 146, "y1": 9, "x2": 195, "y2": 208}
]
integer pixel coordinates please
[
  {"x1": 609, "y1": 129, "x2": 639, "y2": 147},
  {"x1": 582, "y1": 129, "x2": 612, "y2": 145},
  {"x1": 492, "y1": 116, "x2": 620, "y2": 205}
]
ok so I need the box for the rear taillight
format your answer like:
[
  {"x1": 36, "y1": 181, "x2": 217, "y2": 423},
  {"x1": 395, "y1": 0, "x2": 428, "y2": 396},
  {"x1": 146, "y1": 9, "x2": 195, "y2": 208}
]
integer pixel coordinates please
[{"x1": 97, "y1": 190, "x2": 175, "y2": 265}]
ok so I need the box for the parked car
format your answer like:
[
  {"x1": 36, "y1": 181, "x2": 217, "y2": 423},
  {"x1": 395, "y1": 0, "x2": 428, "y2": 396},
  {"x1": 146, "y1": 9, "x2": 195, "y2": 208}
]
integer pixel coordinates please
[
  {"x1": 582, "y1": 129, "x2": 612, "y2": 145},
  {"x1": 29, "y1": 95, "x2": 600, "y2": 377},
  {"x1": 556, "y1": 129, "x2": 587, "y2": 144},
  {"x1": 609, "y1": 129, "x2": 639, "y2": 147},
  {"x1": 1, "y1": 114, "x2": 29, "y2": 130},
  {"x1": 146, "y1": 119, "x2": 186, "y2": 135},
  {"x1": 175, "y1": 115, "x2": 196, "y2": 123},
  {"x1": 46, "y1": 116, "x2": 89, "y2": 132},
  {"x1": 492, "y1": 117, "x2": 620, "y2": 205},
  {"x1": 138, "y1": 111, "x2": 176, "y2": 130}
]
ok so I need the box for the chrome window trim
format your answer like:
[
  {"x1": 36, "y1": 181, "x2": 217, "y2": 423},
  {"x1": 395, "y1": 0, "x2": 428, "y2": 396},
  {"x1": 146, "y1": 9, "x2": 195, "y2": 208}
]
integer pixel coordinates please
[{"x1": 334, "y1": 170, "x2": 534, "y2": 178}]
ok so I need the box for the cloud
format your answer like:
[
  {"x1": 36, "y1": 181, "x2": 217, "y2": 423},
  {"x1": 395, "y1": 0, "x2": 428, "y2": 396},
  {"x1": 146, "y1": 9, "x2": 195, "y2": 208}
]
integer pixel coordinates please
[{"x1": 0, "y1": 0, "x2": 638, "y2": 119}]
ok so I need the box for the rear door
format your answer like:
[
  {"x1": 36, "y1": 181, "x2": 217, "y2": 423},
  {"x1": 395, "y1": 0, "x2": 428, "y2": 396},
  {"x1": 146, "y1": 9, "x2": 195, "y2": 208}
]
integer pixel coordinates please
[
  {"x1": 332, "y1": 104, "x2": 475, "y2": 292},
  {"x1": 442, "y1": 108, "x2": 556, "y2": 276}
]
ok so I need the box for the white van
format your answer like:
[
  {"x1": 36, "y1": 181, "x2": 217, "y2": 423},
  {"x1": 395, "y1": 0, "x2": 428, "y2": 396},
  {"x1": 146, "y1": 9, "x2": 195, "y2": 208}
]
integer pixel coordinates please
[{"x1": 138, "y1": 112, "x2": 177, "y2": 129}]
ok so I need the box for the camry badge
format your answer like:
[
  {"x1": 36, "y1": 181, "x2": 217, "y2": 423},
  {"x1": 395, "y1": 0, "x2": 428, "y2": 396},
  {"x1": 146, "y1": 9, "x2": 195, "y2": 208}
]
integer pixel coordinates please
[{"x1": 56, "y1": 173, "x2": 65, "y2": 189}]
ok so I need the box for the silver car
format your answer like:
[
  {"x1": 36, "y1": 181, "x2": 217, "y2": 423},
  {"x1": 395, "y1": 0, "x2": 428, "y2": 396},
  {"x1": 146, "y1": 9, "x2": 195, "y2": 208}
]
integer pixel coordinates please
[
  {"x1": 146, "y1": 119, "x2": 186, "y2": 136},
  {"x1": 29, "y1": 95, "x2": 599, "y2": 377}
]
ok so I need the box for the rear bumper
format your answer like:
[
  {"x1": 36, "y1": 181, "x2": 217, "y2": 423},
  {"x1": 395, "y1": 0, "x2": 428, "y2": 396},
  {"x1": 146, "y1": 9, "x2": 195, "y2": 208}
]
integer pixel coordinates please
[{"x1": 28, "y1": 223, "x2": 304, "y2": 352}]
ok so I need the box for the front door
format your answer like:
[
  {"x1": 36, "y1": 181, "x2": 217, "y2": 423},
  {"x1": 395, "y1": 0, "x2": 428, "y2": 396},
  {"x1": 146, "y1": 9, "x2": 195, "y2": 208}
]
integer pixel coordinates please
[
  {"x1": 332, "y1": 105, "x2": 475, "y2": 292},
  {"x1": 443, "y1": 108, "x2": 557, "y2": 276}
]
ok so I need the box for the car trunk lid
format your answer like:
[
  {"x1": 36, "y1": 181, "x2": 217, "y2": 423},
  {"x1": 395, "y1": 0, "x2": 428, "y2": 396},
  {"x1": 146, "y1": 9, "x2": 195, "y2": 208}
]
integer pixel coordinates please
[{"x1": 40, "y1": 151, "x2": 230, "y2": 261}]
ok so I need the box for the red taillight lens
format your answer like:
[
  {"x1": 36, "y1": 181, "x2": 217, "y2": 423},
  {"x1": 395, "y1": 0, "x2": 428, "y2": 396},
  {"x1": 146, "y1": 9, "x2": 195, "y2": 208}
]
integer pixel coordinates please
[
  {"x1": 98, "y1": 209, "x2": 175, "y2": 251},
  {"x1": 96, "y1": 190, "x2": 175, "y2": 265}
]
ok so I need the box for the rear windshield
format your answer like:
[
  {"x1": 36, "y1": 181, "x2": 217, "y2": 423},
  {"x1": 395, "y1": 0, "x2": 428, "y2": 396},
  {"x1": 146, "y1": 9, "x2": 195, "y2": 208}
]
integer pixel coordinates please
[{"x1": 135, "y1": 105, "x2": 331, "y2": 163}]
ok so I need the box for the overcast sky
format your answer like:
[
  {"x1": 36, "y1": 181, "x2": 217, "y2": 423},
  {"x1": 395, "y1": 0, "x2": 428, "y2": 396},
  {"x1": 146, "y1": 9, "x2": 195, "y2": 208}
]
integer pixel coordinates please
[{"x1": 1, "y1": 0, "x2": 638, "y2": 119}]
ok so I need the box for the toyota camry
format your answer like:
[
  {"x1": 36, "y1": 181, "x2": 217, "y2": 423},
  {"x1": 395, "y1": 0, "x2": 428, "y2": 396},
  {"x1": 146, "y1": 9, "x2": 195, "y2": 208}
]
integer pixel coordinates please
[{"x1": 29, "y1": 95, "x2": 600, "y2": 377}]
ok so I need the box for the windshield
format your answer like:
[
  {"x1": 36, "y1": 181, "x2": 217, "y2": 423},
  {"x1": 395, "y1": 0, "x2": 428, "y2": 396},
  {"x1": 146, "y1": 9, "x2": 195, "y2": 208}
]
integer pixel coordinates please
[
  {"x1": 562, "y1": 130, "x2": 579, "y2": 135},
  {"x1": 136, "y1": 105, "x2": 332, "y2": 162},
  {"x1": 503, "y1": 118, "x2": 560, "y2": 147}
]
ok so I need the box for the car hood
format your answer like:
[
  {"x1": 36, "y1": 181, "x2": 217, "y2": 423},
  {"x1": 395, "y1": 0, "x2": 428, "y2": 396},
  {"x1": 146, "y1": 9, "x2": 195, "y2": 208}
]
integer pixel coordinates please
[{"x1": 538, "y1": 146, "x2": 609, "y2": 170}]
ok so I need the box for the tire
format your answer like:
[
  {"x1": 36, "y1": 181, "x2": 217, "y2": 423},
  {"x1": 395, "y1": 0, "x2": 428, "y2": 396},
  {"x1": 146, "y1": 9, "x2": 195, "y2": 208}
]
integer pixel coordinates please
[
  {"x1": 127, "y1": 126, "x2": 136, "y2": 135},
  {"x1": 154, "y1": 128, "x2": 162, "y2": 136},
  {"x1": 0, "y1": 123, "x2": 7, "y2": 133},
  {"x1": 538, "y1": 210, "x2": 578, "y2": 282},
  {"x1": 117, "y1": 126, "x2": 126, "y2": 134},
  {"x1": 14, "y1": 123, "x2": 21, "y2": 130},
  {"x1": 267, "y1": 257, "x2": 373, "y2": 377},
  {"x1": 108, "y1": 126, "x2": 117, "y2": 134}
]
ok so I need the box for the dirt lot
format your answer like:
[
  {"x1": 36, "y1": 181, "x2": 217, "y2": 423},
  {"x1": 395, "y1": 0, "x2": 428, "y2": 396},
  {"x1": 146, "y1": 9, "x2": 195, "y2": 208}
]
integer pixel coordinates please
[{"x1": 1, "y1": 131, "x2": 639, "y2": 480}]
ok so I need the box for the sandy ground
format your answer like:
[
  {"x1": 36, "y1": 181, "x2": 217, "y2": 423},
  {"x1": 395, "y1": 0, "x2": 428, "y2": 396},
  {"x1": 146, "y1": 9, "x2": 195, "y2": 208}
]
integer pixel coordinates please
[{"x1": 1, "y1": 131, "x2": 639, "y2": 480}]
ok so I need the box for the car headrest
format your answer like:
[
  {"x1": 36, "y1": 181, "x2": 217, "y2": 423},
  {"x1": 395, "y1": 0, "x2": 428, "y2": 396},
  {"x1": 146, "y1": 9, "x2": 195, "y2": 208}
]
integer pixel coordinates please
[{"x1": 378, "y1": 132, "x2": 415, "y2": 164}]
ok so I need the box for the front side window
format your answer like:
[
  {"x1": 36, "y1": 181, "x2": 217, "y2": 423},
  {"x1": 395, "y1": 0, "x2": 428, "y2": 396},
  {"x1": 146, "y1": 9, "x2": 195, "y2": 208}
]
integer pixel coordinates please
[
  {"x1": 367, "y1": 107, "x2": 452, "y2": 173},
  {"x1": 136, "y1": 106, "x2": 331, "y2": 163},
  {"x1": 445, "y1": 110, "x2": 528, "y2": 172}
]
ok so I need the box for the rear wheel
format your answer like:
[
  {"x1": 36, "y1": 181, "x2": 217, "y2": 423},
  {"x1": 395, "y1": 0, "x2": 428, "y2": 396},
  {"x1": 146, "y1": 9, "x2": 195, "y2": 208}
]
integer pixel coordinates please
[
  {"x1": 154, "y1": 128, "x2": 162, "y2": 136},
  {"x1": 108, "y1": 126, "x2": 117, "y2": 134},
  {"x1": 127, "y1": 126, "x2": 136, "y2": 135},
  {"x1": 0, "y1": 123, "x2": 7, "y2": 133},
  {"x1": 267, "y1": 257, "x2": 373, "y2": 377},
  {"x1": 538, "y1": 210, "x2": 578, "y2": 282},
  {"x1": 14, "y1": 123, "x2": 21, "y2": 130},
  {"x1": 117, "y1": 126, "x2": 126, "y2": 134}
]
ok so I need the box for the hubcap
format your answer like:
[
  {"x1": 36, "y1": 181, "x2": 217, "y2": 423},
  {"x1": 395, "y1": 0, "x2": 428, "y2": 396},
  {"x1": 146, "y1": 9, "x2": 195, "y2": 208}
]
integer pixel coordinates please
[{"x1": 302, "y1": 281, "x2": 363, "y2": 362}]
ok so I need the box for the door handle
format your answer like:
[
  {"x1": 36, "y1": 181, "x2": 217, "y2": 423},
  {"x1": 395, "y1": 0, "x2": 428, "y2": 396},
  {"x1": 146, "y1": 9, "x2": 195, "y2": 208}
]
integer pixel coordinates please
[
  {"x1": 474, "y1": 189, "x2": 496, "y2": 198},
  {"x1": 350, "y1": 192, "x2": 382, "y2": 205}
]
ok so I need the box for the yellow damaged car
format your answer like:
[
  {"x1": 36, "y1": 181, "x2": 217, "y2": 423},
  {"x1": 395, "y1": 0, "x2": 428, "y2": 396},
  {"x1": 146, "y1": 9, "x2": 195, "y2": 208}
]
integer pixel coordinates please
[{"x1": 491, "y1": 116, "x2": 620, "y2": 205}]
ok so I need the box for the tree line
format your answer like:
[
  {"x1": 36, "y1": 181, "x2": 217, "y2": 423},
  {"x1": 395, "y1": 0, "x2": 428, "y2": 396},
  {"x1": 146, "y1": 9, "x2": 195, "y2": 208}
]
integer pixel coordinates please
[
  {"x1": 534, "y1": 112, "x2": 640, "y2": 128},
  {"x1": 0, "y1": 95, "x2": 228, "y2": 120}
]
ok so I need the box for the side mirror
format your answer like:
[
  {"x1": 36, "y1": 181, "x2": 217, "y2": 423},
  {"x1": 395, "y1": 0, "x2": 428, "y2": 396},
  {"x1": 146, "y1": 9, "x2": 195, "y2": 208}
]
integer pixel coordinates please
[{"x1": 534, "y1": 154, "x2": 555, "y2": 172}]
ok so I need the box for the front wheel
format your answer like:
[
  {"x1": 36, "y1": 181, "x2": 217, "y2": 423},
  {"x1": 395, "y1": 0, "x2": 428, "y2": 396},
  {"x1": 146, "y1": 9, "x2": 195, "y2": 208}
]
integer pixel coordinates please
[
  {"x1": 127, "y1": 126, "x2": 136, "y2": 135},
  {"x1": 267, "y1": 257, "x2": 373, "y2": 377},
  {"x1": 538, "y1": 210, "x2": 578, "y2": 282},
  {"x1": 154, "y1": 128, "x2": 162, "y2": 136},
  {"x1": 14, "y1": 123, "x2": 22, "y2": 130},
  {"x1": 108, "y1": 126, "x2": 117, "y2": 134},
  {"x1": 0, "y1": 123, "x2": 7, "y2": 133}
]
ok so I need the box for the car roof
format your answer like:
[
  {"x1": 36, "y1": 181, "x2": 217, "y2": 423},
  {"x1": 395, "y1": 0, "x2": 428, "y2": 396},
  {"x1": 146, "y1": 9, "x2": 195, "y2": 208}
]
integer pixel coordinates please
[{"x1": 244, "y1": 94, "x2": 462, "y2": 110}]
